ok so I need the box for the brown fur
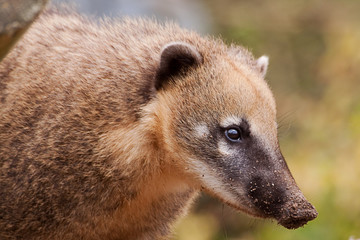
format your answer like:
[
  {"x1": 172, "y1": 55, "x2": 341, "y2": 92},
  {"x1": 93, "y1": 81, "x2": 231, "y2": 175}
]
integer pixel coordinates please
[{"x1": 0, "y1": 8, "x2": 316, "y2": 240}]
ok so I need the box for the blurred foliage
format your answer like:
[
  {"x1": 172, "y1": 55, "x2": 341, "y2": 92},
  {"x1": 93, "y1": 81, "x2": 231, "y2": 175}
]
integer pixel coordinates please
[
  {"x1": 0, "y1": 0, "x2": 48, "y2": 60},
  {"x1": 174, "y1": 0, "x2": 360, "y2": 239}
]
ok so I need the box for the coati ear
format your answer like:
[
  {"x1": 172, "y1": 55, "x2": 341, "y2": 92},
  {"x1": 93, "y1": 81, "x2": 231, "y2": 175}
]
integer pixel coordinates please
[
  {"x1": 155, "y1": 42, "x2": 203, "y2": 90},
  {"x1": 256, "y1": 55, "x2": 269, "y2": 78}
]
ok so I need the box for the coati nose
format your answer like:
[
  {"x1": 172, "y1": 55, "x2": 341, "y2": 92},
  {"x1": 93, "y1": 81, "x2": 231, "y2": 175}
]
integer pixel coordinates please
[{"x1": 276, "y1": 196, "x2": 318, "y2": 229}]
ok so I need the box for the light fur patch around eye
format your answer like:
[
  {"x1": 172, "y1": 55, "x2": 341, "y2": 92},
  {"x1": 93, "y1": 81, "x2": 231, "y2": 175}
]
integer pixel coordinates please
[
  {"x1": 220, "y1": 115, "x2": 242, "y2": 128},
  {"x1": 194, "y1": 123, "x2": 210, "y2": 138},
  {"x1": 218, "y1": 140, "x2": 237, "y2": 156}
]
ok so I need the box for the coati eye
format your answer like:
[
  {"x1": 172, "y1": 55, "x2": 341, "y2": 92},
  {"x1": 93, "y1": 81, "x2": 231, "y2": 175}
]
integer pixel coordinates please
[{"x1": 225, "y1": 128, "x2": 242, "y2": 142}]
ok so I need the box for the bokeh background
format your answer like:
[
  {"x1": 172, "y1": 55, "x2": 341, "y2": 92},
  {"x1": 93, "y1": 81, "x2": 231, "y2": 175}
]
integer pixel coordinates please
[{"x1": 54, "y1": 0, "x2": 360, "y2": 239}]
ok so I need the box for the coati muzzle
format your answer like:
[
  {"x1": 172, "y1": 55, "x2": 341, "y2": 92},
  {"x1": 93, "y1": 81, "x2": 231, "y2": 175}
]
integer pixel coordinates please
[
  {"x1": 245, "y1": 153, "x2": 318, "y2": 229},
  {"x1": 247, "y1": 176, "x2": 317, "y2": 229},
  {"x1": 208, "y1": 130, "x2": 318, "y2": 229}
]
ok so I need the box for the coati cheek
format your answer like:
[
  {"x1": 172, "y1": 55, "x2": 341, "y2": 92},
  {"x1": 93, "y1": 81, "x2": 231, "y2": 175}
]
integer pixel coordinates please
[{"x1": 185, "y1": 159, "x2": 240, "y2": 204}]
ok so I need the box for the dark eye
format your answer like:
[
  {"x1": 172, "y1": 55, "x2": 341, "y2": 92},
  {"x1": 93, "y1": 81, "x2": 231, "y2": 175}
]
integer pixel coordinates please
[{"x1": 225, "y1": 128, "x2": 242, "y2": 142}]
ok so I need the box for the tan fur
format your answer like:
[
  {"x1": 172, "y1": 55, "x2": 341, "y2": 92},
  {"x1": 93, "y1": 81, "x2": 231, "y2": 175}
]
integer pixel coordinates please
[{"x1": 0, "y1": 8, "x2": 316, "y2": 240}]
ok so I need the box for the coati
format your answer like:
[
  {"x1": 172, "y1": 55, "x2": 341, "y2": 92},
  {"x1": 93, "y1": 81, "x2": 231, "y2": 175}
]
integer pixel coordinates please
[{"x1": 0, "y1": 8, "x2": 318, "y2": 240}]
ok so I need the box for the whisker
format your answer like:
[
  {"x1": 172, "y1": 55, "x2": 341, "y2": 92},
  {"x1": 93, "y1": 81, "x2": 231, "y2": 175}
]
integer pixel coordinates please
[
  {"x1": 221, "y1": 203, "x2": 229, "y2": 240},
  {"x1": 277, "y1": 109, "x2": 296, "y2": 139}
]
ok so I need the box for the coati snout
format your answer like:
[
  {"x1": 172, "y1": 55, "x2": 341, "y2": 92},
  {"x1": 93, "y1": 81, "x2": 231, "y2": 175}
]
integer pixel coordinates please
[{"x1": 0, "y1": 9, "x2": 317, "y2": 239}]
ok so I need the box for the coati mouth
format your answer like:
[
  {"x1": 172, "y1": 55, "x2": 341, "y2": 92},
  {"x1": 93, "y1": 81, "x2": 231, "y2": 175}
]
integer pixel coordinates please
[
  {"x1": 225, "y1": 196, "x2": 317, "y2": 230},
  {"x1": 203, "y1": 184, "x2": 317, "y2": 229}
]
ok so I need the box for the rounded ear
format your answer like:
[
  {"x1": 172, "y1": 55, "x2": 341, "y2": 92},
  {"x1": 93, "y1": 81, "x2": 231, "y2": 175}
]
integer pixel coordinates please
[
  {"x1": 256, "y1": 55, "x2": 269, "y2": 78},
  {"x1": 155, "y1": 42, "x2": 203, "y2": 90}
]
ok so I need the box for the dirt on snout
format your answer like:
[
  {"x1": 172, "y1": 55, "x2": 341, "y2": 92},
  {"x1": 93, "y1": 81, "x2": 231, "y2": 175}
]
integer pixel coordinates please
[{"x1": 277, "y1": 197, "x2": 318, "y2": 229}]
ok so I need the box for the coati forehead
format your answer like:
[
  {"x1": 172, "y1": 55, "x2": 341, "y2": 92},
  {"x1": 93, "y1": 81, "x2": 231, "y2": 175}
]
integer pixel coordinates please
[{"x1": 175, "y1": 53, "x2": 274, "y2": 119}]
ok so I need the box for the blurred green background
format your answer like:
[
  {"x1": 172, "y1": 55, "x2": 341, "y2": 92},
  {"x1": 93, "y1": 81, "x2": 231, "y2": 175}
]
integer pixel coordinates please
[
  {"x1": 43, "y1": 0, "x2": 360, "y2": 239},
  {"x1": 174, "y1": 0, "x2": 360, "y2": 239}
]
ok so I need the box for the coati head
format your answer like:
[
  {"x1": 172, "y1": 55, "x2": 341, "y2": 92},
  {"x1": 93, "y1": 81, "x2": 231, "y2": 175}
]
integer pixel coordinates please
[{"x1": 149, "y1": 42, "x2": 317, "y2": 229}]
